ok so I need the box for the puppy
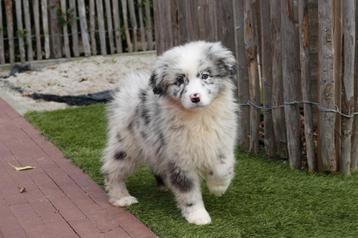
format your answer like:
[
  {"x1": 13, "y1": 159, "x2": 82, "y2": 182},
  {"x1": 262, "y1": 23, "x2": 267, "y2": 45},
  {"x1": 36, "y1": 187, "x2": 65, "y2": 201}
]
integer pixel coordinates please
[{"x1": 101, "y1": 41, "x2": 238, "y2": 225}]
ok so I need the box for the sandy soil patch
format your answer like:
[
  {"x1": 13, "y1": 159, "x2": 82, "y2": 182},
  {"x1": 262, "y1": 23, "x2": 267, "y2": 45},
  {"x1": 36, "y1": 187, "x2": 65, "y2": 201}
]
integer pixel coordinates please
[{"x1": 0, "y1": 52, "x2": 156, "y2": 113}]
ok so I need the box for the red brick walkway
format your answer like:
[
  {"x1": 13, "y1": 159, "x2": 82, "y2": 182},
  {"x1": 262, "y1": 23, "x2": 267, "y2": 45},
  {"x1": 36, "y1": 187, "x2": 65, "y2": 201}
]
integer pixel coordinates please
[{"x1": 0, "y1": 99, "x2": 157, "y2": 238}]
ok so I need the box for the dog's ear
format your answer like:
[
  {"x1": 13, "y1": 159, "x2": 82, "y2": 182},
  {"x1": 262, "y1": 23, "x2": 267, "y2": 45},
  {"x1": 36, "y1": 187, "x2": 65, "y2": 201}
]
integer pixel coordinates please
[
  {"x1": 150, "y1": 73, "x2": 164, "y2": 95},
  {"x1": 208, "y1": 42, "x2": 237, "y2": 77}
]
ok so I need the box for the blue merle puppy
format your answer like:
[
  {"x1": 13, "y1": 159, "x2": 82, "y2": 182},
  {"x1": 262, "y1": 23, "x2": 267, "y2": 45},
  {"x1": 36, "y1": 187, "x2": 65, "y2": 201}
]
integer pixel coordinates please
[{"x1": 101, "y1": 41, "x2": 238, "y2": 225}]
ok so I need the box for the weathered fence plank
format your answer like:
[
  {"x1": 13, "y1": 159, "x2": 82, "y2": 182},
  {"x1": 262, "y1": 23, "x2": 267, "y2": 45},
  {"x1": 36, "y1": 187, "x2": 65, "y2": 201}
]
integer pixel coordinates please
[
  {"x1": 259, "y1": 0, "x2": 275, "y2": 159},
  {"x1": 281, "y1": 0, "x2": 302, "y2": 169},
  {"x1": 352, "y1": 3, "x2": 358, "y2": 172},
  {"x1": 234, "y1": 0, "x2": 250, "y2": 150},
  {"x1": 112, "y1": 0, "x2": 123, "y2": 53},
  {"x1": 96, "y1": 0, "x2": 107, "y2": 55},
  {"x1": 244, "y1": 0, "x2": 260, "y2": 153},
  {"x1": 33, "y1": 0, "x2": 42, "y2": 60},
  {"x1": 89, "y1": 0, "x2": 97, "y2": 55},
  {"x1": 318, "y1": 0, "x2": 337, "y2": 172},
  {"x1": 41, "y1": 0, "x2": 50, "y2": 59},
  {"x1": 69, "y1": 0, "x2": 80, "y2": 57},
  {"x1": 77, "y1": 0, "x2": 91, "y2": 56},
  {"x1": 49, "y1": 0, "x2": 62, "y2": 58},
  {"x1": 0, "y1": 0, "x2": 5, "y2": 64},
  {"x1": 15, "y1": 0, "x2": 26, "y2": 62},
  {"x1": 5, "y1": 0, "x2": 15, "y2": 63},
  {"x1": 341, "y1": 0, "x2": 356, "y2": 176},
  {"x1": 169, "y1": 0, "x2": 180, "y2": 46},
  {"x1": 333, "y1": 0, "x2": 342, "y2": 171},
  {"x1": 182, "y1": 0, "x2": 199, "y2": 42},
  {"x1": 177, "y1": 0, "x2": 188, "y2": 45},
  {"x1": 298, "y1": 0, "x2": 315, "y2": 171},
  {"x1": 197, "y1": 0, "x2": 217, "y2": 42},
  {"x1": 145, "y1": 0, "x2": 154, "y2": 50},
  {"x1": 23, "y1": 0, "x2": 33, "y2": 61},
  {"x1": 138, "y1": 0, "x2": 147, "y2": 51},
  {"x1": 216, "y1": 0, "x2": 235, "y2": 51},
  {"x1": 271, "y1": 0, "x2": 287, "y2": 158},
  {"x1": 154, "y1": 0, "x2": 172, "y2": 54},
  {"x1": 121, "y1": 0, "x2": 133, "y2": 52},
  {"x1": 60, "y1": 0, "x2": 71, "y2": 58},
  {"x1": 128, "y1": 0, "x2": 138, "y2": 51},
  {"x1": 104, "y1": 0, "x2": 115, "y2": 54}
]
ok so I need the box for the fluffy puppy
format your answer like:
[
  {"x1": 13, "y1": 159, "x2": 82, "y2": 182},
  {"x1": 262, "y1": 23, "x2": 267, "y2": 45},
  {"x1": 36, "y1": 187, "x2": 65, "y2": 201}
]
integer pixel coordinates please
[{"x1": 101, "y1": 41, "x2": 238, "y2": 225}]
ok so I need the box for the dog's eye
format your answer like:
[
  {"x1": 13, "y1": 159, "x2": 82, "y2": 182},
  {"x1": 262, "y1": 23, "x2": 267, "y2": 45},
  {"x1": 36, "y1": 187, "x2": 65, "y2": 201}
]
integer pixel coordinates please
[
  {"x1": 201, "y1": 73, "x2": 210, "y2": 80},
  {"x1": 175, "y1": 75, "x2": 185, "y2": 86}
]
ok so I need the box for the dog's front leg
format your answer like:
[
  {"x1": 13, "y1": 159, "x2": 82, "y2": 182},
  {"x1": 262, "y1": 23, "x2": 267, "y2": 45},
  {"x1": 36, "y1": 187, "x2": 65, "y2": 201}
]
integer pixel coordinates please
[
  {"x1": 207, "y1": 153, "x2": 235, "y2": 197},
  {"x1": 166, "y1": 162, "x2": 211, "y2": 225}
]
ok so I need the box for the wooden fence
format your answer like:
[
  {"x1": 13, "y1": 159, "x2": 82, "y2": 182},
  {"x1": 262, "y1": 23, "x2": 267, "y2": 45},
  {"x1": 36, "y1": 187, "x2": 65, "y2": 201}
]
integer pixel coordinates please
[
  {"x1": 154, "y1": 0, "x2": 358, "y2": 175},
  {"x1": 0, "y1": 0, "x2": 154, "y2": 64}
]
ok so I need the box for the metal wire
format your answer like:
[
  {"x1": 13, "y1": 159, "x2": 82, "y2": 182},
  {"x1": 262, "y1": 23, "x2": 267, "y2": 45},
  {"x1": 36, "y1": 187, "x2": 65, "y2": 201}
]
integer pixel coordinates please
[{"x1": 238, "y1": 100, "x2": 358, "y2": 118}]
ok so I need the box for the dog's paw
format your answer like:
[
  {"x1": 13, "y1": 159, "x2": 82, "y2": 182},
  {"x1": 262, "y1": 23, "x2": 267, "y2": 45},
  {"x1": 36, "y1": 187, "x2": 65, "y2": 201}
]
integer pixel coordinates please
[
  {"x1": 207, "y1": 183, "x2": 229, "y2": 197},
  {"x1": 185, "y1": 208, "x2": 212, "y2": 225},
  {"x1": 109, "y1": 196, "x2": 138, "y2": 207}
]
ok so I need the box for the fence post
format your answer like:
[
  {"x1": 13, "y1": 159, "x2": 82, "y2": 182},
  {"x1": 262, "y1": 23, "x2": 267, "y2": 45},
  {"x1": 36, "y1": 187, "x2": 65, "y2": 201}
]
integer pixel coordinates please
[
  {"x1": 112, "y1": 0, "x2": 123, "y2": 53},
  {"x1": 5, "y1": 0, "x2": 15, "y2": 63},
  {"x1": 77, "y1": 0, "x2": 91, "y2": 56},
  {"x1": 169, "y1": 0, "x2": 180, "y2": 46},
  {"x1": 138, "y1": 0, "x2": 146, "y2": 51},
  {"x1": 259, "y1": 0, "x2": 275, "y2": 159},
  {"x1": 233, "y1": 0, "x2": 250, "y2": 151},
  {"x1": 153, "y1": 0, "x2": 173, "y2": 54},
  {"x1": 298, "y1": 0, "x2": 316, "y2": 172},
  {"x1": 23, "y1": 0, "x2": 33, "y2": 61},
  {"x1": 144, "y1": 0, "x2": 154, "y2": 50},
  {"x1": 60, "y1": 0, "x2": 71, "y2": 58},
  {"x1": 128, "y1": 0, "x2": 138, "y2": 51},
  {"x1": 49, "y1": 0, "x2": 62, "y2": 58},
  {"x1": 89, "y1": 0, "x2": 97, "y2": 55},
  {"x1": 33, "y1": 0, "x2": 42, "y2": 60},
  {"x1": 96, "y1": 0, "x2": 107, "y2": 55},
  {"x1": 281, "y1": 0, "x2": 302, "y2": 169},
  {"x1": 15, "y1": 0, "x2": 26, "y2": 62},
  {"x1": 104, "y1": 0, "x2": 115, "y2": 54},
  {"x1": 244, "y1": 0, "x2": 260, "y2": 153},
  {"x1": 41, "y1": 0, "x2": 50, "y2": 59},
  {"x1": 69, "y1": 0, "x2": 80, "y2": 57},
  {"x1": 341, "y1": 0, "x2": 356, "y2": 176},
  {"x1": 216, "y1": 0, "x2": 235, "y2": 51},
  {"x1": 333, "y1": 1, "x2": 343, "y2": 172},
  {"x1": 121, "y1": 0, "x2": 133, "y2": 52},
  {"x1": 197, "y1": 0, "x2": 217, "y2": 42},
  {"x1": 0, "y1": 0, "x2": 5, "y2": 64},
  {"x1": 318, "y1": 0, "x2": 337, "y2": 172},
  {"x1": 270, "y1": 0, "x2": 287, "y2": 159},
  {"x1": 352, "y1": 3, "x2": 358, "y2": 172}
]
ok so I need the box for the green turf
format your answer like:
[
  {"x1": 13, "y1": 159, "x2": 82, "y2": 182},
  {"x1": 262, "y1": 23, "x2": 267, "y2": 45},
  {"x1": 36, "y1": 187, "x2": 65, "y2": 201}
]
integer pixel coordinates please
[{"x1": 26, "y1": 104, "x2": 358, "y2": 238}]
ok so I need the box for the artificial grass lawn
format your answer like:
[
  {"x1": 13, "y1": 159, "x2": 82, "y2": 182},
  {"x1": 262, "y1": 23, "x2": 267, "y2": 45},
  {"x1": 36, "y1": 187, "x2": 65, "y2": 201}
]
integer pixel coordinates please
[{"x1": 26, "y1": 104, "x2": 358, "y2": 238}]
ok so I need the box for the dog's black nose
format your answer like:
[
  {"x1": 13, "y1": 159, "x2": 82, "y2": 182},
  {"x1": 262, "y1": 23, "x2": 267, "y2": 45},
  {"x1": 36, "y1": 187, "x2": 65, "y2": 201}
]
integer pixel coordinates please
[{"x1": 190, "y1": 93, "x2": 201, "y2": 103}]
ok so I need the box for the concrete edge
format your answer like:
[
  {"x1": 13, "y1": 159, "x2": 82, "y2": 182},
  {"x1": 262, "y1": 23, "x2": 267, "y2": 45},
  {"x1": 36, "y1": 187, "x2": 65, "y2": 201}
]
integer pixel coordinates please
[{"x1": 0, "y1": 87, "x2": 28, "y2": 115}]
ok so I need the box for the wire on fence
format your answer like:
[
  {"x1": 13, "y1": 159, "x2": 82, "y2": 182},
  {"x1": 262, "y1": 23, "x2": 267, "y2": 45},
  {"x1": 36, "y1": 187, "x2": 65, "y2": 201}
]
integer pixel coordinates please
[{"x1": 238, "y1": 100, "x2": 358, "y2": 118}]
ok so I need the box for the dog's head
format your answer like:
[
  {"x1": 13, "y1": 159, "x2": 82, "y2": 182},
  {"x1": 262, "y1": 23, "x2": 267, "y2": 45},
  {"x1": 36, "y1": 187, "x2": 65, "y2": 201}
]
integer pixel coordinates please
[{"x1": 150, "y1": 41, "x2": 237, "y2": 109}]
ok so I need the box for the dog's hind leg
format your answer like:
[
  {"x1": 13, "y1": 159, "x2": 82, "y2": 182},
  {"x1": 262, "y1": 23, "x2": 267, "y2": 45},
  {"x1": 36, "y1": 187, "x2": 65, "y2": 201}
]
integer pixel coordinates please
[
  {"x1": 166, "y1": 162, "x2": 211, "y2": 225},
  {"x1": 101, "y1": 137, "x2": 139, "y2": 207}
]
